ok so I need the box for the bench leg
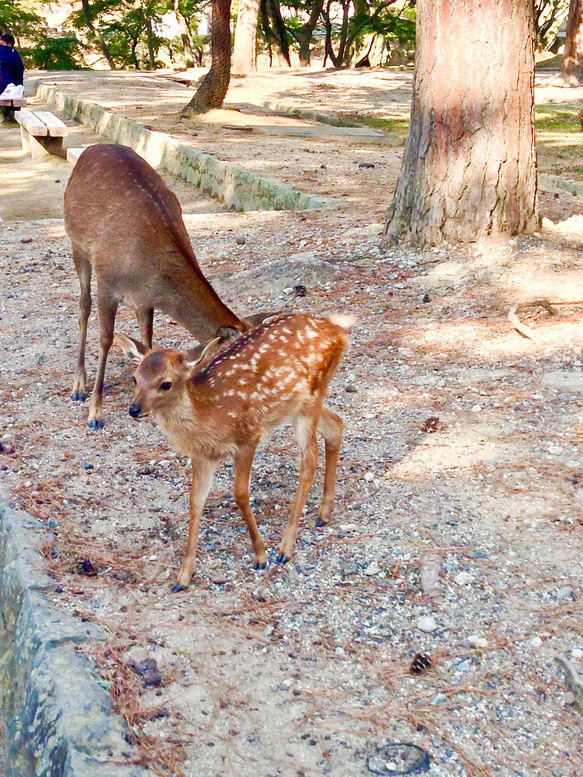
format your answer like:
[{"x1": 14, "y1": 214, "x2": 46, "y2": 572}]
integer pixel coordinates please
[
  {"x1": 20, "y1": 125, "x2": 31, "y2": 153},
  {"x1": 29, "y1": 134, "x2": 65, "y2": 161}
]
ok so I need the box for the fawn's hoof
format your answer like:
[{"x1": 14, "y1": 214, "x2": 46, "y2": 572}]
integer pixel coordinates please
[
  {"x1": 275, "y1": 554, "x2": 290, "y2": 565},
  {"x1": 315, "y1": 518, "x2": 329, "y2": 528},
  {"x1": 253, "y1": 561, "x2": 267, "y2": 570},
  {"x1": 88, "y1": 419, "x2": 105, "y2": 431},
  {"x1": 171, "y1": 583, "x2": 186, "y2": 593},
  {"x1": 71, "y1": 392, "x2": 86, "y2": 402}
]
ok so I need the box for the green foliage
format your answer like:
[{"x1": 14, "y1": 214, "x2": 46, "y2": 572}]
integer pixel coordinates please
[
  {"x1": 0, "y1": 0, "x2": 43, "y2": 39},
  {"x1": 23, "y1": 34, "x2": 86, "y2": 70}
]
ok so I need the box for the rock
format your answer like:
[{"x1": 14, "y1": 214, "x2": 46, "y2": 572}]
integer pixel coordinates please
[
  {"x1": 563, "y1": 692, "x2": 576, "y2": 705},
  {"x1": 530, "y1": 636, "x2": 543, "y2": 647},
  {"x1": 431, "y1": 693, "x2": 447, "y2": 705},
  {"x1": 364, "y1": 472, "x2": 375, "y2": 482},
  {"x1": 468, "y1": 635, "x2": 488, "y2": 648},
  {"x1": 420, "y1": 559, "x2": 440, "y2": 596},
  {"x1": 133, "y1": 658, "x2": 162, "y2": 687},
  {"x1": 555, "y1": 655, "x2": 583, "y2": 711},
  {"x1": 556, "y1": 586, "x2": 573, "y2": 601},
  {"x1": 210, "y1": 254, "x2": 341, "y2": 298},
  {"x1": 541, "y1": 371, "x2": 583, "y2": 393},
  {"x1": 364, "y1": 561, "x2": 381, "y2": 576},
  {"x1": 210, "y1": 571, "x2": 228, "y2": 585},
  {"x1": 417, "y1": 261, "x2": 470, "y2": 289},
  {"x1": 572, "y1": 648, "x2": 583, "y2": 659},
  {"x1": 263, "y1": 625, "x2": 275, "y2": 637},
  {"x1": 416, "y1": 616, "x2": 438, "y2": 633},
  {"x1": 235, "y1": 235, "x2": 246, "y2": 245},
  {"x1": 454, "y1": 571, "x2": 474, "y2": 585}
]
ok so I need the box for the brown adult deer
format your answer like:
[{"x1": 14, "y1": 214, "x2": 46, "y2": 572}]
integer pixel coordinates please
[
  {"x1": 64, "y1": 143, "x2": 256, "y2": 430},
  {"x1": 119, "y1": 312, "x2": 353, "y2": 592}
]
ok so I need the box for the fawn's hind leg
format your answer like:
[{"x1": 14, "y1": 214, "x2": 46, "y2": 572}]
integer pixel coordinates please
[{"x1": 316, "y1": 406, "x2": 343, "y2": 527}]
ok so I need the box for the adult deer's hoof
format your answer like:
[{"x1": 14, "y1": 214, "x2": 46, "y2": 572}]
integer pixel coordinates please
[
  {"x1": 171, "y1": 583, "x2": 186, "y2": 593},
  {"x1": 275, "y1": 554, "x2": 290, "y2": 565},
  {"x1": 71, "y1": 392, "x2": 86, "y2": 402},
  {"x1": 88, "y1": 419, "x2": 104, "y2": 431},
  {"x1": 315, "y1": 518, "x2": 329, "y2": 528},
  {"x1": 253, "y1": 561, "x2": 267, "y2": 570}
]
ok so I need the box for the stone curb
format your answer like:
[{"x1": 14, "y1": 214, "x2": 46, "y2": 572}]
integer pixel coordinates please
[
  {"x1": 253, "y1": 101, "x2": 405, "y2": 145},
  {"x1": 0, "y1": 488, "x2": 146, "y2": 776},
  {"x1": 539, "y1": 173, "x2": 583, "y2": 198},
  {"x1": 32, "y1": 82, "x2": 339, "y2": 212}
]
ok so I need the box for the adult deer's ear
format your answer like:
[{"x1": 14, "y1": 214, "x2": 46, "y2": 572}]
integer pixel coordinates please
[{"x1": 113, "y1": 333, "x2": 147, "y2": 365}]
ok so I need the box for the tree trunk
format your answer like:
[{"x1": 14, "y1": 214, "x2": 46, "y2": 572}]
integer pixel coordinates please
[
  {"x1": 181, "y1": 0, "x2": 232, "y2": 116},
  {"x1": 173, "y1": 0, "x2": 200, "y2": 67},
  {"x1": 563, "y1": 0, "x2": 583, "y2": 82},
  {"x1": 295, "y1": 0, "x2": 325, "y2": 66},
  {"x1": 232, "y1": 0, "x2": 261, "y2": 74},
  {"x1": 384, "y1": 0, "x2": 539, "y2": 246},
  {"x1": 146, "y1": 17, "x2": 156, "y2": 69},
  {"x1": 80, "y1": 0, "x2": 116, "y2": 70}
]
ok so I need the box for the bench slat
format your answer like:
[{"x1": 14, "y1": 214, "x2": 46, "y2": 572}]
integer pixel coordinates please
[
  {"x1": 15, "y1": 110, "x2": 48, "y2": 136},
  {"x1": 33, "y1": 110, "x2": 68, "y2": 137},
  {"x1": 0, "y1": 98, "x2": 26, "y2": 107}
]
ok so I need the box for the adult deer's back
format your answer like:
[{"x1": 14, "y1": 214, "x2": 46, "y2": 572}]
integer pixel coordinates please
[{"x1": 64, "y1": 144, "x2": 245, "y2": 429}]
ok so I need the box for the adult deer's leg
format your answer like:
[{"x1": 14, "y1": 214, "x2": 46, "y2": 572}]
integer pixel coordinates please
[
  {"x1": 87, "y1": 286, "x2": 118, "y2": 430},
  {"x1": 233, "y1": 443, "x2": 267, "y2": 569},
  {"x1": 316, "y1": 406, "x2": 343, "y2": 527},
  {"x1": 173, "y1": 458, "x2": 218, "y2": 592},
  {"x1": 72, "y1": 248, "x2": 92, "y2": 402},
  {"x1": 277, "y1": 415, "x2": 319, "y2": 564},
  {"x1": 136, "y1": 307, "x2": 154, "y2": 350}
]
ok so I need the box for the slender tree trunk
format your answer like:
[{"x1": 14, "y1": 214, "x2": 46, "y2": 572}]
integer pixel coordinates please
[
  {"x1": 81, "y1": 0, "x2": 116, "y2": 69},
  {"x1": 146, "y1": 17, "x2": 156, "y2": 69},
  {"x1": 563, "y1": 0, "x2": 583, "y2": 82},
  {"x1": 384, "y1": 0, "x2": 539, "y2": 246},
  {"x1": 295, "y1": 0, "x2": 325, "y2": 66},
  {"x1": 173, "y1": 0, "x2": 199, "y2": 67},
  {"x1": 232, "y1": 0, "x2": 261, "y2": 74},
  {"x1": 181, "y1": 0, "x2": 232, "y2": 115}
]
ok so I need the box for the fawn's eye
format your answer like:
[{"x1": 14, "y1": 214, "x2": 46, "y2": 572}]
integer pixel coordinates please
[{"x1": 160, "y1": 381, "x2": 172, "y2": 391}]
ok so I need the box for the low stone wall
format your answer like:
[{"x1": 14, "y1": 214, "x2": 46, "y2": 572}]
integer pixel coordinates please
[
  {"x1": 33, "y1": 82, "x2": 338, "y2": 213},
  {"x1": 0, "y1": 489, "x2": 145, "y2": 776}
]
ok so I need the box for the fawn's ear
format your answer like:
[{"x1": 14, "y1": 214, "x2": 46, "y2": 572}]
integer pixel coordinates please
[
  {"x1": 184, "y1": 336, "x2": 222, "y2": 372},
  {"x1": 114, "y1": 333, "x2": 147, "y2": 365}
]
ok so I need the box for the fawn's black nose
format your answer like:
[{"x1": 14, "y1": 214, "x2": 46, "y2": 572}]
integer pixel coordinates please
[{"x1": 128, "y1": 404, "x2": 142, "y2": 418}]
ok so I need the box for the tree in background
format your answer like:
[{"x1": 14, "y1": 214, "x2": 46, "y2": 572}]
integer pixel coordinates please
[
  {"x1": 181, "y1": 0, "x2": 231, "y2": 114},
  {"x1": 259, "y1": 0, "x2": 291, "y2": 65},
  {"x1": 233, "y1": 0, "x2": 261, "y2": 73},
  {"x1": 384, "y1": 0, "x2": 539, "y2": 246},
  {"x1": 563, "y1": 0, "x2": 583, "y2": 80}
]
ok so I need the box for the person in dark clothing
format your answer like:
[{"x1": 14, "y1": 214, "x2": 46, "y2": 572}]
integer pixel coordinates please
[{"x1": 0, "y1": 34, "x2": 24, "y2": 94}]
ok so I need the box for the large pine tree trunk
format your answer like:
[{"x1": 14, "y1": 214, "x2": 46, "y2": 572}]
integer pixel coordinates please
[
  {"x1": 384, "y1": 0, "x2": 539, "y2": 246},
  {"x1": 181, "y1": 0, "x2": 232, "y2": 116},
  {"x1": 563, "y1": 0, "x2": 583, "y2": 82},
  {"x1": 232, "y1": 0, "x2": 261, "y2": 74}
]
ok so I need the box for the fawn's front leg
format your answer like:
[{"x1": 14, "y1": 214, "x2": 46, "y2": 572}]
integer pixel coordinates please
[{"x1": 172, "y1": 457, "x2": 217, "y2": 592}]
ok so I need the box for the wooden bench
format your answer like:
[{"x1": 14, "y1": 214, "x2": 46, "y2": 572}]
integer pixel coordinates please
[
  {"x1": 15, "y1": 110, "x2": 68, "y2": 160},
  {"x1": 0, "y1": 97, "x2": 25, "y2": 121}
]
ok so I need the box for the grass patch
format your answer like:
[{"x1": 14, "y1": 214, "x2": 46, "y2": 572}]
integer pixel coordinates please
[
  {"x1": 535, "y1": 104, "x2": 580, "y2": 133},
  {"x1": 356, "y1": 114, "x2": 410, "y2": 136}
]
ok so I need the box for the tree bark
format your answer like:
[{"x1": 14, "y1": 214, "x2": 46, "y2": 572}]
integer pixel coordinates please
[
  {"x1": 181, "y1": 0, "x2": 232, "y2": 115},
  {"x1": 384, "y1": 0, "x2": 539, "y2": 246},
  {"x1": 80, "y1": 0, "x2": 117, "y2": 70},
  {"x1": 232, "y1": 0, "x2": 261, "y2": 74},
  {"x1": 563, "y1": 0, "x2": 583, "y2": 82},
  {"x1": 173, "y1": 0, "x2": 201, "y2": 67}
]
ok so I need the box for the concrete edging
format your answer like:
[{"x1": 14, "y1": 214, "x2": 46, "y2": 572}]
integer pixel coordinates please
[
  {"x1": 539, "y1": 173, "x2": 583, "y2": 198},
  {"x1": 0, "y1": 489, "x2": 146, "y2": 776},
  {"x1": 33, "y1": 82, "x2": 339, "y2": 212}
]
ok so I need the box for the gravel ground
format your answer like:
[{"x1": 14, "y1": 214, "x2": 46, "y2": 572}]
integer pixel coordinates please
[{"x1": 2, "y1": 69, "x2": 583, "y2": 777}]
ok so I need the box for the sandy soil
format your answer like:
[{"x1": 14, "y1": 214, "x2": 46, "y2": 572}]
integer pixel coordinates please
[{"x1": 2, "y1": 68, "x2": 583, "y2": 777}]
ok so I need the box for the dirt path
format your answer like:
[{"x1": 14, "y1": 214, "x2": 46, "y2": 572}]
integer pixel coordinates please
[{"x1": 2, "y1": 68, "x2": 583, "y2": 777}]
